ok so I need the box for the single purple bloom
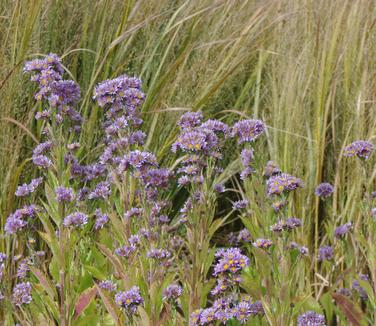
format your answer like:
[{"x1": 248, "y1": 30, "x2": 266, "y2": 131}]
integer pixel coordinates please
[
  {"x1": 214, "y1": 183, "x2": 225, "y2": 193},
  {"x1": 334, "y1": 222, "x2": 352, "y2": 239},
  {"x1": 94, "y1": 209, "x2": 109, "y2": 230},
  {"x1": 315, "y1": 183, "x2": 334, "y2": 198},
  {"x1": 99, "y1": 280, "x2": 117, "y2": 292},
  {"x1": 55, "y1": 186, "x2": 75, "y2": 202},
  {"x1": 177, "y1": 111, "x2": 203, "y2": 129},
  {"x1": 12, "y1": 282, "x2": 32, "y2": 306},
  {"x1": 32, "y1": 155, "x2": 52, "y2": 168},
  {"x1": 63, "y1": 212, "x2": 88, "y2": 227},
  {"x1": 231, "y1": 119, "x2": 266, "y2": 144},
  {"x1": 163, "y1": 284, "x2": 182, "y2": 301},
  {"x1": 318, "y1": 246, "x2": 334, "y2": 262},
  {"x1": 233, "y1": 200, "x2": 249, "y2": 210}
]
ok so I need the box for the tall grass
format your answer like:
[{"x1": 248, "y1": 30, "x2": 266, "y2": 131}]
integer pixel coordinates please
[{"x1": 0, "y1": 0, "x2": 375, "y2": 324}]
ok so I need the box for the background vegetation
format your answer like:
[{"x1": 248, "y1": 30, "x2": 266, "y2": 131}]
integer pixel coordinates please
[{"x1": 0, "y1": 0, "x2": 375, "y2": 325}]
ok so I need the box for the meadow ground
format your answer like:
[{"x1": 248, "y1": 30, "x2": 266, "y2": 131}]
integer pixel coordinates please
[{"x1": 0, "y1": 1, "x2": 375, "y2": 325}]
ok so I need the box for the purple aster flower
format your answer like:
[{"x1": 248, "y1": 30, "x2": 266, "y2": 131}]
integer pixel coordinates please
[
  {"x1": 158, "y1": 215, "x2": 170, "y2": 223},
  {"x1": 211, "y1": 278, "x2": 229, "y2": 296},
  {"x1": 63, "y1": 212, "x2": 88, "y2": 227},
  {"x1": 55, "y1": 186, "x2": 74, "y2": 202},
  {"x1": 271, "y1": 200, "x2": 288, "y2": 212},
  {"x1": 32, "y1": 155, "x2": 52, "y2": 168},
  {"x1": 14, "y1": 184, "x2": 30, "y2": 197},
  {"x1": 94, "y1": 209, "x2": 109, "y2": 229},
  {"x1": 299, "y1": 247, "x2": 309, "y2": 256},
  {"x1": 190, "y1": 309, "x2": 203, "y2": 325},
  {"x1": 77, "y1": 187, "x2": 89, "y2": 201},
  {"x1": 343, "y1": 140, "x2": 374, "y2": 159},
  {"x1": 147, "y1": 249, "x2": 171, "y2": 260},
  {"x1": 297, "y1": 311, "x2": 325, "y2": 326},
  {"x1": 214, "y1": 183, "x2": 225, "y2": 193},
  {"x1": 270, "y1": 221, "x2": 284, "y2": 233},
  {"x1": 99, "y1": 280, "x2": 117, "y2": 292},
  {"x1": 240, "y1": 148, "x2": 254, "y2": 167},
  {"x1": 33, "y1": 141, "x2": 53, "y2": 156},
  {"x1": 284, "y1": 217, "x2": 302, "y2": 230},
  {"x1": 334, "y1": 222, "x2": 352, "y2": 239},
  {"x1": 115, "y1": 245, "x2": 136, "y2": 258},
  {"x1": 240, "y1": 167, "x2": 255, "y2": 180},
  {"x1": 237, "y1": 228, "x2": 252, "y2": 242},
  {"x1": 233, "y1": 300, "x2": 252, "y2": 323},
  {"x1": 250, "y1": 301, "x2": 264, "y2": 316},
  {"x1": 371, "y1": 191, "x2": 376, "y2": 199},
  {"x1": 315, "y1": 183, "x2": 334, "y2": 198},
  {"x1": 170, "y1": 236, "x2": 184, "y2": 249},
  {"x1": 114, "y1": 286, "x2": 144, "y2": 314},
  {"x1": 172, "y1": 130, "x2": 208, "y2": 153},
  {"x1": 142, "y1": 168, "x2": 171, "y2": 188},
  {"x1": 353, "y1": 274, "x2": 369, "y2": 300},
  {"x1": 253, "y1": 238, "x2": 273, "y2": 249},
  {"x1": 231, "y1": 119, "x2": 266, "y2": 144},
  {"x1": 88, "y1": 181, "x2": 111, "y2": 200},
  {"x1": 200, "y1": 308, "x2": 216, "y2": 324},
  {"x1": 264, "y1": 161, "x2": 281, "y2": 178},
  {"x1": 266, "y1": 173, "x2": 304, "y2": 196},
  {"x1": 177, "y1": 111, "x2": 203, "y2": 129},
  {"x1": 94, "y1": 75, "x2": 144, "y2": 112},
  {"x1": 15, "y1": 177, "x2": 43, "y2": 197},
  {"x1": 12, "y1": 282, "x2": 32, "y2": 306},
  {"x1": 124, "y1": 207, "x2": 143, "y2": 219},
  {"x1": 371, "y1": 207, "x2": 376, "y2": 219},
  {"x1": 233, "y1": 200, "x2": 249, "y2": 210},
  {"x1": 213, "y1": 247, "x2": 249, "y2": 276},
  {"x1": 17, "y1": 260, "x2": 29, "y2": 279},
  {"x1": 126, "y1": 150, "x2": 158, "y2": 170},
  {"x1": 0, "y1": 253, "x2": 6, "y2": 263},
  {"x1": 29, "y1": 177, "x2": 44, "y2": 191},
  {"x1": 318, "y1": 246, "x2": 334, "y2": 262},
  {"x1": 129, "y1": 131, "x2": 146, "y2": 145},
  {"x1": 163, "y1": 284, "x2": 182, "y2": 302},
  {"x1": 200, "y1": 119, "x2": 229, "y2": 135},
  {"x1": 4, "y1": 213, "x2": 27, "y2": 234}
]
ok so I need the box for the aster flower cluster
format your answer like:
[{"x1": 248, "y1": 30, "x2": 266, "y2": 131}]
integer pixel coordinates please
[
  {"x1": 343, "y1": 140, "x2": 374, "y2": 159},
  {"x1": 191, "y1": 296, "x2": 264, "y2": 325},
  {"x1": 266, "y1": 172, "x2": 304, "y2": 196},
  {"x1": 210, "y1": 248, "x2": 250, "y2": 299},
  {"x1": 12, "y1": 282, "x2": 32, "y2": 306},
  {"x1": 24, "y1": 53, "x2": 82, "y2": 130},
  {"x1": 317, "y1": 246, "x2": 334, "y2": 262},
  {"x1": 163, "y1": 284, "x2": 183, "y2": 303},
  {"x1": 231, "y1": 119, "x2": 266, "y2": 144},
  {"x1": 297, "y1": 311, "x2": 326, "y2": 326},
  {"x1": 334, "y1": 222, "x2": 352, "y2": 239},
  {"x1": 63, "y1": 212, "x2": 88, "y2": 227},
  {"x1": 230, "y1": 119, "x2": 266, "y2": 180},
  {"x1": 5, "y1": 205, "x2": 39, "y2": 235},
  {"x1": 172, "y1": 112, "x2": 229, "y2": 188},
  {"x1": 114, "y1": 286, "x2": 144, "y2": 314},
  {"x1": 270, "y1": 217, "x2": 302, "y2": 233},
  {"x1": 15, "y1": 177, "x2": 43, "y2": 197},
  {"x1": 99, "y1": 280, "x2": 117, "y2": 292}
]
